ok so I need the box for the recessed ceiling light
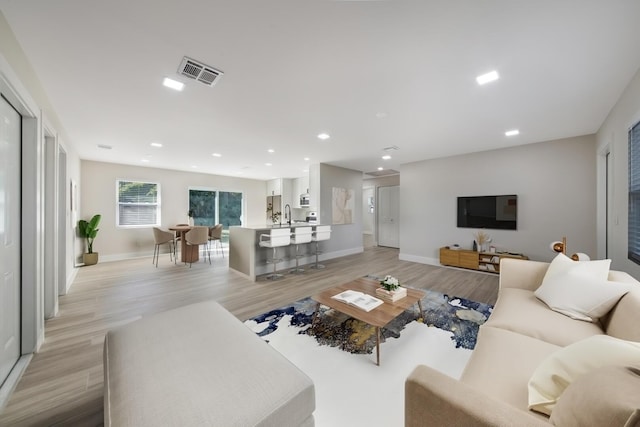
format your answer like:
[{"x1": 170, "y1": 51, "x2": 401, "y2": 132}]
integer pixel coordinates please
[
  {"x1": 265, "y1": 163, "x2": 272, "y2": 166},
  {"x1": 304, "y1": 157, "x2": 310, "y2": 161},
  {"x1": 141, "y1": 159, "x2": 150, "y2": 163},
  {"x1": 382, "y1": 155, "x2": 391, "y2": 160},
  {"x1": 268, "y1": 149, "x2": 275, "y2": 153},
  {"x1": 476, "y1": 70, "x2": 499, "y2": 85},
  {"x1": 97, "y1": 144, "x2": 112, "y2": 150},
  {"x1": 317, "y1": 133, "x2": 330, "y2": 140},
  {"x1": 505, "y1": 129, "x2": 520, "y2": 137},
  {"x1": 150, "y1": 142, "x2": 163, "y2": 148},
  {"x1": 303, "y1": 169, "x2": 308, "y2": 173},
  {"x1": 212, "y1": 153, "x2": 222, "y2": 157},
  {"x1": 377, "y1": 167, "x2": 384, "y2": 171},
  {"x1": 163, "y1": 77, "x2": 185, "y2": 91},
  {"x1": 191, "y1": 165, "x2": 198, "y2": 169}
]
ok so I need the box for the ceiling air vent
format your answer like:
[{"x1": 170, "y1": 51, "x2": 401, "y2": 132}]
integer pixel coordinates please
[
  {"x1": 178, "y1": 57, "x2": 224, "y2": 87},
  {"x1": 365, "y1": 169, "x2": 399, "y2": 177}
]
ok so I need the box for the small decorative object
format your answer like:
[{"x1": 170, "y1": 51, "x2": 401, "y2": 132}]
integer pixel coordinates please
[
  {"x1": 187, "y1": 209, "x2": 195, "y2": 226},
  {"x1": 473, "y1": 230, "x2": 490, "y2": 252},
  {"x1": 549, "y1": 236, "x2": 591, "y2": 261},
  {"x1": 376, "y1": 275, "x2": 407, "y2": 302},
  {"x1": 78, "y1": 214, "x2": 101, "y2": 265}
]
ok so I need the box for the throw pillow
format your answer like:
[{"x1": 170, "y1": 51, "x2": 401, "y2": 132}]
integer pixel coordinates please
[
  {"x1": 528, "y1": 335, "x2": 640, "y2": 416},
  {"x1": 534, "y1": 271, "x2": 630, "y2": 322},
  {"x1": 542, "y1": 252, "x2": 611, "y2": 283},
  {"x1": 550, "y1": 365, "x2": 640, "y2": 427}
]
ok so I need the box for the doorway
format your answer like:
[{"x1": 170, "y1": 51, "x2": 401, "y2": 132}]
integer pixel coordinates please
[
  {"x1": 0, "y1": 94, "x2": 22, "y2": 388},
  {"x1": 377, "y1": 185, "x2": 399, "y2": 248}
]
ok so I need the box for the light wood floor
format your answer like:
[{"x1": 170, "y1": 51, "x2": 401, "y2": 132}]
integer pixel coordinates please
[{"x1": 0, "y1": 244, "x2": 498, "y2": 427}]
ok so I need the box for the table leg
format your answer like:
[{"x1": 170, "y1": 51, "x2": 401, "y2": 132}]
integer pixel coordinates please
[
  {"x1": 311, "y1": 303, "x2": 321, "y2": 327},
  {"x1": 417, "y1": 299, "x2": 425, "y2": 322},
  {"x1": 376, "y1": 326, "x2": 380, "y2": 366}
]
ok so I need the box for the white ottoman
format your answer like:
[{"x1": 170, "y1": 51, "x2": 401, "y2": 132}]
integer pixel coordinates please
[{"x1": 103, "y1": 300, "x2": 315, "y2": 426}]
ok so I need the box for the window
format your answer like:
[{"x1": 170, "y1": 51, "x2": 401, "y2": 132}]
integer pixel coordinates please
[
  {"x1": 188, "y1": 188, "x2": 243, "y2": 229},
  {"x1": 628, "y1": 121, "x2": 640, "y2": 264},
  {"x1": 117, "y1": 180, "x2": 160, "y2": 227}
]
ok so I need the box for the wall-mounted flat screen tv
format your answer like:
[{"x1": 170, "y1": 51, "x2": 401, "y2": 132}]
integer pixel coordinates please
[{"x1": 457, "y1": 195, "x2": 517, "y2": 230}]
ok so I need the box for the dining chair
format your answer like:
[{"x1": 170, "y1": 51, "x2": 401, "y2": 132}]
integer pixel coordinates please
[
  {"x1": 174, "y1": 223, "x2": 190, "y2": 256},
  {"x1": 152, "y1": 227, "x2": 176, "y2": 267},
  {"x1": 207, "y1": 224, "x2": 224, "y2": 257},
  {"x1": 184, "y1": 226, "x2": 211, "y2": 267}
]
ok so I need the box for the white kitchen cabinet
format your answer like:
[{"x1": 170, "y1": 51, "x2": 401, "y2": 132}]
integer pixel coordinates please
[
  {"x1": 266, "y1": 178, "x2": 281, "y2": 196},
  {"x1": 281, "y1": 178, "x2": 293, "y2": 211},
  {"x1": 293, "y1": 175, "x2": 310, "y2": 208}
]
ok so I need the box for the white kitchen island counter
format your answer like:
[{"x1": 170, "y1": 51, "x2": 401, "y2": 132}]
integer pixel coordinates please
[{"x1": 228, "y1": 224, "x2": 320, "y2": 281}]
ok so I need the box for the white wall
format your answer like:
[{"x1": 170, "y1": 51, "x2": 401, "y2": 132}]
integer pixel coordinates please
[
  {"x1": 399, "y1": 135, "x2": 597, "y2": 265},
  {"x1": 316, "y1": 163, "x2": 364, "y2": 257},
  {"x1": 596, "y1": 67, "x2": 640, "y2": 275},
  {"x1": 80, "y1": 160, "x2": 267, "y2": 260}
]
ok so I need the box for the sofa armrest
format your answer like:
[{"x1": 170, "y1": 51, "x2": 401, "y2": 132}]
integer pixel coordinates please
[
  {"x1": 498, "y1": 258, "x2": 549, "y2": 291},
  {"x1": 405, "y1": 365, "x2": 549, "y2": 427}
]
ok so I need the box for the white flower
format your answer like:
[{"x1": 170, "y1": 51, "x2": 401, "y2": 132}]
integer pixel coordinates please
[{"x1": 381, "y1": 275, "x2": 400, "y2": 291}]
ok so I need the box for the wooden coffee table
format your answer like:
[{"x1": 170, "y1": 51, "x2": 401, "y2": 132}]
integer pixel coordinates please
[{"x1": 311, "y1": 277, "x2": 425, "y2": 366}]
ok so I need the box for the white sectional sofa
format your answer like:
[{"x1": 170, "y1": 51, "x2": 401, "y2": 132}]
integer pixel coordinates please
[
  {"x1": 103, "y1": 300, "x2": 315, "y2": 426},
  {"x1": 406, "y1": 257, "x2": 640, "y2": 426}
]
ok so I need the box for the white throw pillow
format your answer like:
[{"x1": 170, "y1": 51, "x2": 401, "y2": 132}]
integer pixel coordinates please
[
  {"x1": 535, "y1": 253, "x2": 625, "y2": 322},
  {"x1": 542, "y1": 252, "x2": 611, "y2": 283},
  {"x1": 535, "y1": 271, "x2": 630, "y2": 322},
  {"x1": 528, "y1": 335, "x2": 640, "y2": 416}
]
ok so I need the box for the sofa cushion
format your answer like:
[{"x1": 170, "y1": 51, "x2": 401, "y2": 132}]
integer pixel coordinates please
[
  {"x1": 484, "y1": 288, "x2": 603, "y2": 347},
  {"x1": 461, "y1": 325, "x2": 560, "y2": 414},
  {"x1": 549, "y1": 366, "x2": 640, "y2": 427},
  {"x1": 605, "y1": 288, "x2": 640, "y2": 342},
  {"x1": 534, "y1": 272, "x2": 630, "y2": 322},
  {"x1": 104, "y1": 300, "x2": 315, "y2": 427},
  {"x1": 528, "y1": 335, "x2": 640, "y2": 416}
]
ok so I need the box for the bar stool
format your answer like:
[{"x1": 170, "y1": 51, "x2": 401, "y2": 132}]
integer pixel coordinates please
[
  {"x1": 310, "y1": 225, "x2": 331, "y2": 269},
  {"x1": 289, "y1": 227, "x2": 313, "y2": 274},
  {"x1": 259, "y1": 228, "x2": 291, "y2": 280}
]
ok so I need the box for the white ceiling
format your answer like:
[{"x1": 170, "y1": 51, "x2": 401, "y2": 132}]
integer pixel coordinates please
[{"x1": 2, "y1": 0, "x2": 640, "y2": 180}]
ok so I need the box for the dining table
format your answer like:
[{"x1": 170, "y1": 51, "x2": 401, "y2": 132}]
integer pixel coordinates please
[{"x1": 169, "y1": 225, "x2": 200, "y2": 263}]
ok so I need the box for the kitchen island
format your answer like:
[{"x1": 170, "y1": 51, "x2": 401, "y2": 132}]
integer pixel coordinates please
[{"x1": 229, "y1": 224, "x2": 321, "y2": 281}]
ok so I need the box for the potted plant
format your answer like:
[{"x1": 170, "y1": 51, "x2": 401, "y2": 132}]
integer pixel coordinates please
[
  {"x1": 78, "y1": 214, "x2": 101, "y2": 265},
  {"x1": 375, "y1": 275, "x2": 407, "y2": 302}
]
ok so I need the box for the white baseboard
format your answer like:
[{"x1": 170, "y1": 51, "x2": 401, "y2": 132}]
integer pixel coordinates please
[
  {"x1": 0, "y1": 354, "x2": 32, "y2": 411},
  {"x1": 399, "y1": 253, "x2": 440, "y2": 266}
]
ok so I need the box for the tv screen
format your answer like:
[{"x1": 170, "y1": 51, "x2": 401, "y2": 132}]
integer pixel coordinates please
[{"x1": 457, "y1": 195, "x2": 517, "y2": 230}]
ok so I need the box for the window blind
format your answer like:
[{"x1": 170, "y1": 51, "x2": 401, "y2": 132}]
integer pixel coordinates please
[
  {"x1": 117, "y1": 180, "x2": 160, "y2": 227},
  {"x1": 628, "y1": 121, "x2": 640, "y2": 264}
]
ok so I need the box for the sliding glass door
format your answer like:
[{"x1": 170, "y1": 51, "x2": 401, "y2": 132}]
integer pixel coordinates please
[{"x1": 188, "y1": 188, "x2": 243, "y2": 228}]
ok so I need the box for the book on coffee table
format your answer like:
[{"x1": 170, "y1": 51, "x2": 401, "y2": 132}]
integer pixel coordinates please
[{"x1": 331, "y1": 290, "x2": 383, "y2": 312}]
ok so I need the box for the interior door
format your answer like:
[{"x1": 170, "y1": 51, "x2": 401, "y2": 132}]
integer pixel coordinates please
[
  {"x1": 377, "y1": 185, "x2": 399, "y2": 248},
  {"x1": 0, "y1": 95, "x2": 21, "y2": 387}
]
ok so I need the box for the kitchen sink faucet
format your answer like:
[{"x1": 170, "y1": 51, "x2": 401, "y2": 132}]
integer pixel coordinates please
[{"x1": 284, "y1": 204, "x2": 292, "y2": 226}]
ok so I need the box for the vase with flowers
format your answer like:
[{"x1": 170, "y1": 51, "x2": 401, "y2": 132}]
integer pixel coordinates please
[
  {"x1": 473, "y1": 230, "x2": 491, "y2": 252},
  {"x1": 375, "y1": 275, "x2": 407, "y2": 302}
]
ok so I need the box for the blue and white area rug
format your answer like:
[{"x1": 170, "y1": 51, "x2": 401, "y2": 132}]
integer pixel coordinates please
[{"x1": 245, "y1": 288, "x2": 492, "y2": 427}]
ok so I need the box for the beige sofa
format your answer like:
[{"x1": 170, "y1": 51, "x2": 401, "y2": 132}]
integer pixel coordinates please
[
  {"x1": 406, "y1": 258, "x2": 640, "y2": 426},
  {"x1": 103, "y1": 300, "x2": 315, "y2": 426}
]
